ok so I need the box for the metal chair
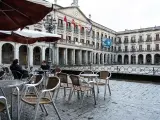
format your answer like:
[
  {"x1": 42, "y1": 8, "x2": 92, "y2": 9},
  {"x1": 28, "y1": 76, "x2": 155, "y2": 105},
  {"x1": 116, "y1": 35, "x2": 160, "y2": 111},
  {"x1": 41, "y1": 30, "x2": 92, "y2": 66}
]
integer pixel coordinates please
[
  {"x1": 2, "y1": 67, "x2": 12, "y2": 80},
  {"x1": 56, "y1": 72, "x2": 72, "y2": 99},
  {"x1": 0, "y1": 96, "x2": 11, "y2": 120},
  {"x1": 0, "y1": 71, "x2": 5, "y2": 80},
  {"x1": 22, "y1": 74, "x2": 44, "y2": 96},
  {"x1": 96, "y1": 71, "x2": 111, "y2": 100},
  {"x1": 21, "y1": 76, "x2": 61, "y2": 120},
  {"x1": 68, "y1": 74, "x2": 96, "y2": 106}
]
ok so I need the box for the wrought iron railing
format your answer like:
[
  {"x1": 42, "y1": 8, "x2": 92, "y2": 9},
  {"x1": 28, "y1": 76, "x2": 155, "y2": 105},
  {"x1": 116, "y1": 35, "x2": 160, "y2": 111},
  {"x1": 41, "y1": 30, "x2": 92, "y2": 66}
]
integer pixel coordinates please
[{"x1": 60, "y1": 65, "x2": 160, "y2": 76}]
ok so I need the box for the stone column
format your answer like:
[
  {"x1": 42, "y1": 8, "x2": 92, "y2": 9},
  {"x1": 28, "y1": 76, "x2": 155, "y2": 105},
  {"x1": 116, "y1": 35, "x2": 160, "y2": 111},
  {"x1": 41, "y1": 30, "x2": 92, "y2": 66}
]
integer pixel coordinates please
[
  {"x1": 151, "y1": 54, "x2": 154, "y2": 64},
  {"x1": 56, "y1": 47, "x2": 59, "y2": 65},
  {"x1": 42, "y1": 46, "x2": 45, "y2": 61},
  {"x1": 98, "y1": 53, "x2": 100, "y2": 64},
  {"x1": 72, "y1": 49, "x2": 75, "y2": 65},
  {"x1": 143, "y1": 54, "x2": 146, "y2": 64},
  {"x1": 128, "y1": 55, "x2": 131, "y2": 64},
  {"x1": 122, "y1": 55, "x2": 124, "y2": 64},
  {"x1": 14, "y1": 44, "x2": 19, "y2": 59},
  {"x1": 136, "y1": 55, "x2": 138, "y2": 64},
  {"x1": 29, "y1": 46, "x2": 33, "y2": 66},
  {"x1": 79, "y1": 50, "x2": 82, "y2": 65},
  {"x1": 65, "y1": 48, "x2": 68, "y2": 65},
  {"x1": 85, "y1": 51, "x2": 88, "y2": 64}
]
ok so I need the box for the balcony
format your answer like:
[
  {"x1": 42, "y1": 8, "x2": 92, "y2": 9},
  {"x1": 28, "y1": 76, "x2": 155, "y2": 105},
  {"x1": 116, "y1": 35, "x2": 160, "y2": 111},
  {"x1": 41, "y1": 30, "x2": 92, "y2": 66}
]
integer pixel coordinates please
[
  {"x1": 146, "y1": 49, "x2": 152, "y2": 52},
  {"x1": 146, "y1": 37, "x2": 152, "y2": 42},
  {"x1": 153, "y1": 48, "x2": 160, "y2": 51},
  {"x1": 57, "y1": 25, "x2": 64, "y2": 30},
  {"x1": 137, "y1": 49, "x2": 144, "y2": 52},
  {"x1": 66, "y1": 27, "x2": 72, "y2": 32},
  {"x1": 74, "y1": 30, "x2": 79, "y2": 34},
  {"x1": 124, "y1": 40, "x2": 128, "y2": 44},
  {"x1": 115, "y1": 41, "x2": 122, "y2": 44},
  {"x1": 131, "y1": 40, "x2": 136, "y2": 43},
  {"x1": 130, "y1": 49, "x2": 136, "y2": 52},
  {"x1": 154, "y1": 38, "x2": 160, "y2": 41},
  {"x1": 138, "y1": 39, "x2": 144, "y2": 43},
  {"x1": 123, "y1": 49, "x2": 129, "y2": 52}
]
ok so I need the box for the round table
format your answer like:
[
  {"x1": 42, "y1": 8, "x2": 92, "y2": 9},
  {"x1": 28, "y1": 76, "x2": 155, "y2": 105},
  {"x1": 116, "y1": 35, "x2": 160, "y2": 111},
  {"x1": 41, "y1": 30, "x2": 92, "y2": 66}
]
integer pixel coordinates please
[{"x1": 0, "y1": 80, "x2": 26, "y2": 120}]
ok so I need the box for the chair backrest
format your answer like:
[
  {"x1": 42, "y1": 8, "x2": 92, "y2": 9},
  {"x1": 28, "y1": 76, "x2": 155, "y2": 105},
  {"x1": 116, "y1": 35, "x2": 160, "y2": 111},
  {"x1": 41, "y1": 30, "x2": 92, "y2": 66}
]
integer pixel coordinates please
[
  {"x1": 46, "y1": 76, "x2": 60, "y2": 91},
  {"x1": 0, "y1": 71, "x2": 5, "y2": 80},
  {"x1": 69, "y1": 74, "x2": 80, "y2": 86},
  {"x1": 11, "y1": 70, "x2": 23, "y2": 80},
  {"x1": 99, "y1": 71, "x2": 111, "y2": 79},
  {"x1": 80, "y1": 70, "x2": 94, "y2": 75},
  {"x1": 34, "y1": 74, "x2": 43, "y2": 84},
  {"x1": 4, "y1": 67, "x2": 10, "y2": 73},
  {"x1": 57, "y1": 72, "x2": 68, "y2": 83}
]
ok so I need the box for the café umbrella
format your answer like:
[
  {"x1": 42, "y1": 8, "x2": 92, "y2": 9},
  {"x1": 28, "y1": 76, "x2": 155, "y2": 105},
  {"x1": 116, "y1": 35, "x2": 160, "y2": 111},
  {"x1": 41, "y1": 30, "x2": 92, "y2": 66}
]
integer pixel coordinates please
[
  {"x1": 0, "y1": 29, "x2": 61, "y2": 68},
  {"x1": 0, "y1": 0, "x2": 53, "y2": 30}
]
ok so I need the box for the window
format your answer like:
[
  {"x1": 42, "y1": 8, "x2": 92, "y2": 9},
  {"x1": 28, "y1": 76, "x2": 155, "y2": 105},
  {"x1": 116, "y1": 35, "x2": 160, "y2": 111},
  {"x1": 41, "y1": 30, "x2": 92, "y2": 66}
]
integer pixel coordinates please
[
  {"x1": 66, "y1": 36, "x2": 71, "y2": 41},
  {"x1": 124, "y1": 36, "x2": 128, "y2": 43},
  {"x1": 81, "y1": 27, "x2": 84, "y2": 34},
  {"x1": 74, "y1": 25, "x2": 78, "y2": 33},
  {"x1": 92, "y1": 30, "x2": 95, "y2": 38},
  {"x1": 105, "y1": 35, "x2": 107, "y2": 38},
  {"x1": 139, "y1": 45, "x2": 142, "y2": 50},
  {"x1": 80, "y1": 39, "x2": 84, "y2": 43},
  {"x1": 125, "y1": 46, "x2": 128, "y2": 51},
  {"x1": 96, "y1": 32, "x2": 99, "y2": 39},
  {"x1": 146, "y1": 34, "x2": 152, "y2": 41},
  {"x1": 74, "y1": 37, "x2": 78, "y2": 42},
  {"x1": 101, "y1": 34, "x2": 103, "y2": 40},
  {"x1": 147, "y1": 45, "x2": 150, "y2": 50},
  {"x1": 156, "y1": 44, "x2": 159, "y2": 50},
  {"x1": 67, "y1": 22, "x2": 71, "y2": 29},
  {"x1": 86, "y1": 40, "x2": 90, "y2": 44},
  {"x1": 156, "y1": 34, "x2": 159, "y2": 40},
  {"x1": 139, "y1": 35, "x2": 143, "y2": 41},
  {"x1": 118, "y1": 46, "x2": 121, "y2": 51},
  {"x1": 58, "y1": 19, "x2": 63, "y2": 27}
]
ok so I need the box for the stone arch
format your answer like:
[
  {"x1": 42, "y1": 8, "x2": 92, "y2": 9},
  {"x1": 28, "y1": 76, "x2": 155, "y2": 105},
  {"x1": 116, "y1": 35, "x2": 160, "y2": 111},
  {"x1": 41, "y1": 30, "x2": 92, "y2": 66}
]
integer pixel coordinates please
[
  {"x1": 146, "y1": 54, "x2": 151, "y2": 64},
  {"x1": 124, "y1": 55, "x2": 129, "y2": 64},
  {"x1": 19, "y1": 45, "x2": 28, "y2": 65},
  {"x1": 96, "y1": 53, "x2": 99, "y2": 64},
  {"x1": 2, "y1": 43, "x2": 14, "y2": 64},
  {"x1": 45, "y1": 48, "x2": 53, "y2": 64},
  {"x1": 154, "y1": 54, "x2": 160, "y2": 64},
  {"x1": 117, "y1": 55, "x2": 122, "y2": 64},
  {"x1": 33, "y1": 46, "x2": 42, "y2": 65},
  {"x1": 100, "y1": 53, "x2": 103, "y2": 64},
  {"x1": 138, "y1": 54, "x2": 143, "y2": 64}
]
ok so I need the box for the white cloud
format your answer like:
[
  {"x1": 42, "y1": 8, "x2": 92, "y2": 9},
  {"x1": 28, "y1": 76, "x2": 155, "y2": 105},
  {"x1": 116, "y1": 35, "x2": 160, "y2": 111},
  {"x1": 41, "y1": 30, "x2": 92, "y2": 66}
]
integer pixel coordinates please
[{"x1": 47, "y1": 0, "x2": 160, "y2": 31}]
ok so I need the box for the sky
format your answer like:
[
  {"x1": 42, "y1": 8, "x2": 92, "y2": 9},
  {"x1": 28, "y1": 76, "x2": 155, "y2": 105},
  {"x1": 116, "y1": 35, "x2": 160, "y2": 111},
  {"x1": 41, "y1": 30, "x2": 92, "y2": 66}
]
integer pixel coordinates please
[{"x1": 47, "y1": 0, "x2": 160, "y2": 32}]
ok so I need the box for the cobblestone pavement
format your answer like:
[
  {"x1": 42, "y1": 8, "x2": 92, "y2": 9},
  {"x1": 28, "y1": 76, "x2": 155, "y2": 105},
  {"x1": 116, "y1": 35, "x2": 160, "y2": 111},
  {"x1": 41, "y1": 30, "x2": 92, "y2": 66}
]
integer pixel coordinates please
[{"x1": 1, "y1": 80, "x2": 160, "y2": 120}]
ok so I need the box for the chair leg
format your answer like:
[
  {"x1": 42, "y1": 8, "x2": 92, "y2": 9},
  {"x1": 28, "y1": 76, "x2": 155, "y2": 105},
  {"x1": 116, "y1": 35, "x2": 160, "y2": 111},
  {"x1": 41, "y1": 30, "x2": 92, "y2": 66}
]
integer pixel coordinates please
[
  {"x1": 104, "y1": 83, "x2": 107, "y2": 100},
  {"x1": 34, "y1": 101, "x2": 40, "y2": 120},
  {"x1": 80, "y1": 92, "x2": 85, "y2": 106},
  {"x1": 92, "y1": 88, "x2": 96, "y2": 105},
  {"x1": 39, "y1": 105, "x2": 44, "y2": 113},
  {"x1": 4, "y1": 99, "x2": 11, "y2": 120},
  {"x1": 68, "y1": 89, "x2": 74, "y2": 102},
  {"x1": 55, "y1": 87, "x2": 60, "y2": 100},
  {"x1": 64, "y1": 88, "x2": 66, "y2": 97},
  {"x1": 107, "y1": 84, "x2": 111, "y2": 96},
  {"x1": 42, "y1": 105, "x2": 48, "y2": 116},
  {"x1": 51, "y1": 101, "x2": 62, "y2": 120}
]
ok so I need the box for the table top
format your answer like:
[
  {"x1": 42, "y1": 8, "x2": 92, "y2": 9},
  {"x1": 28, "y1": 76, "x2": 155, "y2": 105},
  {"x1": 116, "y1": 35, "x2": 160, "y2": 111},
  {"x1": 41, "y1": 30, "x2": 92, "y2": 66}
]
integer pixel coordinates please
[
  {"x1": 80, "y1": 74, "x2": 99, "y2": 77},
  {"x1": 0, "y1": 80, "x2": 25, "y2": 88}
]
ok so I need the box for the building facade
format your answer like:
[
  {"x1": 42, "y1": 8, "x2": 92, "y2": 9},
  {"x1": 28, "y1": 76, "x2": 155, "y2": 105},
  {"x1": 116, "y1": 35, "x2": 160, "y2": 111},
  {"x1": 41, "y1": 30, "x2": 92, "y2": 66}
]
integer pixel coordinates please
[{"x1": 1, "y1": 1, "x2": 160, "y2": 66}]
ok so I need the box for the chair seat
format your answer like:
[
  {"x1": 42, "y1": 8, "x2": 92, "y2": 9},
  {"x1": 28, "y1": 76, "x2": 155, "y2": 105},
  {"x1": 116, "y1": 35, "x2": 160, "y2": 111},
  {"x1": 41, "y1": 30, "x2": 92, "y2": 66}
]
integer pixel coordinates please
[
  {"x1": 74, "y1": 86, "x2": 92, "y2": 92},
  {"x1": 21, "y1": 95, "x2": 52, "y2": 105},
  {"x1": 61, "y1": 83, "x2": 72, "y2": 88},
  {"x1": 0, "y1": 101, "x2": 6, "y2": 112}
]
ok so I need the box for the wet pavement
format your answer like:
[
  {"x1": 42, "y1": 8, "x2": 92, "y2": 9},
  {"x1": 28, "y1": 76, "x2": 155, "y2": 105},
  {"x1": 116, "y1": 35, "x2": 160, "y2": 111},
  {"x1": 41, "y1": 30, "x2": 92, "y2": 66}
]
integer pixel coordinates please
[{"x1": 1, "y1": 79, "x2": 160, "y2": 120}]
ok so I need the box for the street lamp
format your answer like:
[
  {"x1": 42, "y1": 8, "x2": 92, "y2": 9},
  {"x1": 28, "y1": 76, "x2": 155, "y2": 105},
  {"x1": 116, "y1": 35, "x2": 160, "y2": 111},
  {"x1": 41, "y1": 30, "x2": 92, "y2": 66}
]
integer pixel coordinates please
[{"x1": 44, "y1": 11, "x2": 57, "y2": 68}]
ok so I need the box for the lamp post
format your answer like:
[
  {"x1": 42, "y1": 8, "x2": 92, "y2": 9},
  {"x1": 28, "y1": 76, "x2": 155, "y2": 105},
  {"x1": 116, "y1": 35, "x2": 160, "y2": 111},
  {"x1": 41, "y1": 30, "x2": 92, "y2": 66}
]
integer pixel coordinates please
[{"x1": 44, "y1": 11, "x2": 57, "y2": 68}]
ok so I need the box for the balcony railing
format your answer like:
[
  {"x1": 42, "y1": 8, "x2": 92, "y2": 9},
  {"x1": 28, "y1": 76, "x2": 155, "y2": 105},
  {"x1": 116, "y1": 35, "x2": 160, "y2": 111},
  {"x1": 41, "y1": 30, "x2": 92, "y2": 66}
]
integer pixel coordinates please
[
  {"x1": 138, "y1": 39, "x2": 144, "y2": 43},
  {"x1": 154, "y1": 38, "x2": 160, "y2": 41},
  {"x1": 66, "y1": 27, "x2": 72, "y2": 32},
  {"x1": 74, "y1": 30, "x2": 79, "y2": 34},
  {"x1": 153, "y1": 49, "x2": 160, "y2": 51},
  {"x1": 131, "y1": 40, "x2": 136, "y2": 43},
  {"x1": 124, "y1": 40, "x2": 128, "y2": 43},
  {"x1": 146, "y1": 37, "x2": 152, "y2": 42},
  {"x1": 57, "y1": 25, "x2": 64, "y2": 30}
]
